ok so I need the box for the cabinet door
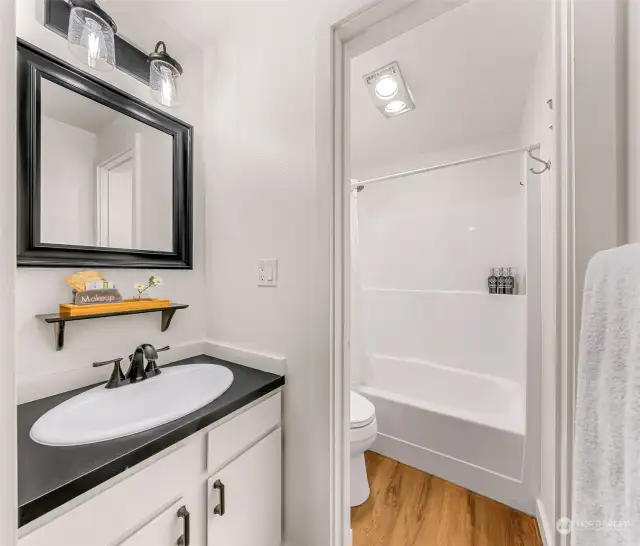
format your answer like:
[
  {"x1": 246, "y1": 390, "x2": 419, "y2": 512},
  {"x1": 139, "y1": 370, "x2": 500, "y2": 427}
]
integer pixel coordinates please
[
  {"x1": 207, "y1": 427, "x2": 282, "y2": 546},
  {"x1": 120, "y1": 499, "x2": 189, "y2": 546}
]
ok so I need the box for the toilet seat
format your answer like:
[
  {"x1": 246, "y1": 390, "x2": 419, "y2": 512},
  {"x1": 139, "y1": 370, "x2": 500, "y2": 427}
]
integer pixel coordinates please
[{"x1": 351, "y1": 391, "x2": 376, "y2": 429}]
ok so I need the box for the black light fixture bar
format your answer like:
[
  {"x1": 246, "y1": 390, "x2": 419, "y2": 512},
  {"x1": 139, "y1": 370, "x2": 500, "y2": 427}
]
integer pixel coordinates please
[{"x1": 44, "y1": 0, "x2": 151, "y2": 85}]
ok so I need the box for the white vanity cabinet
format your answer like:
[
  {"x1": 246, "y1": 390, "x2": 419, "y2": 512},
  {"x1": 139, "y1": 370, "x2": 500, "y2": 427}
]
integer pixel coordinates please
[
  {"x1": 119, "y1": 499, "x2": 191, "y2": 546},
  {"x1": 19, "y1": 392, "x2": 282, "y2": 546},
  {"x1": 207, "y1": 428, "x2": 282, "y2": 546}
]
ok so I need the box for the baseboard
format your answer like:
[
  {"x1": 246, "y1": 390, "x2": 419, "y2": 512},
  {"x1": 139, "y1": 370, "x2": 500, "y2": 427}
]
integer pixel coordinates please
[
  {"x1": 536, "y1": 498, "x2": 553, "y2": 546},
  {"x1": 372, "y1": 432, "x2": 535, "y2": 515},
  {"x1": 18, "y1": 340, "x2": 286, "y2": 404},
  {"x1": 203, "y1": 340, "x2": 287, "y2": 376},
  {"x1": 18, "y1": 340, "x2": 207, "y2": 404}
]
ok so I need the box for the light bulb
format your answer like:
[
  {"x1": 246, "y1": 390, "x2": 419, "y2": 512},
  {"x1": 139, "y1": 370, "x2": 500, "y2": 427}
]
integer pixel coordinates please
[
  {"x1": 160, "y1": 66, "x2": 176, "y2": 107},
  {"x1": 375, "y1": 77, "x2": 398, "y2": 100},
  {"x1": 86, "y1": 21, "x2": 101, "y2": 69},
  {"x1": 385, "y1": 100, "x2": 407, "y2": 114}
]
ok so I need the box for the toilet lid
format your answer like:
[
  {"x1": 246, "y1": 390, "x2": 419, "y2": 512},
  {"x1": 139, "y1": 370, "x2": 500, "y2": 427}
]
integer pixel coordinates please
[{"x1": 350, "y1": 391, "x2": 376, "y2": 429}]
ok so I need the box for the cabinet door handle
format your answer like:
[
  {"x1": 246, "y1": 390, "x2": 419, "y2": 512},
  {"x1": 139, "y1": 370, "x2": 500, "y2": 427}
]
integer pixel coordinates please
[
  {"x1": 177, "y1": 505, "x2": 190, "y2": 546},
  {"x1": 213, "y1": 479, "x2": 226, "y2": 516}
]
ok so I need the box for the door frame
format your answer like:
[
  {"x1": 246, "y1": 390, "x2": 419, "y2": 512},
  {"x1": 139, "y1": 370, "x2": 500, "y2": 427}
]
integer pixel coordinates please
[
  {"x1": 96, "y1": 147, "x2": 141, "y2": 248},
  {"x1": 320, "y1": 1, "x2": 576, "y2": 545}
]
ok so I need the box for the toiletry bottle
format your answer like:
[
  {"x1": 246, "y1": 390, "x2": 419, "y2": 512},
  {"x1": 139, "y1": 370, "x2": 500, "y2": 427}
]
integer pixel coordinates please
[
  {"x1": 497, "y1": 267, "x2": 506, "y2": 295},
  {"x1": 488, "y1": 268, "x2": 498, "y2": 294},
  {"x1": 505, "y1": 267, "x2": 515, "y2": 295}
]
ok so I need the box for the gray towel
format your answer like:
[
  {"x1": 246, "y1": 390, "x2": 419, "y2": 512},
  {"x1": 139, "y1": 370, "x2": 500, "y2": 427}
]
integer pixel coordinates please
[{"x1": 572, "y1": 244, "x2": 640, "y2": 545}]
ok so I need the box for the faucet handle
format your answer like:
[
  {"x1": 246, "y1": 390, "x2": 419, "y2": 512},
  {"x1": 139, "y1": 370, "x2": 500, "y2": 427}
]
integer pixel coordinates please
[
  {"x1": 145, "y1": 345, "x2": 169, "y2": 377},
  {"x1": 93, "y1": 357, "x2": 125, "y2": 389}
]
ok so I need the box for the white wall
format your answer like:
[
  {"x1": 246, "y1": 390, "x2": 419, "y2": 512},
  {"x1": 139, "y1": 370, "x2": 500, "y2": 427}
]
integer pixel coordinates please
[
  {"x1": 40, "y1": 117, "x2": 97, "y2": 246},
  {"x1": 0, "y1": 0, "x2": 16, "y2": 542},
  {"x1": 16, "y1": 0, "x2": 206, "y2": 403},
  {"x1": 137, "y1": 127, "x2": 173, "y2": 252},
  {"x1": 96, "y1": 116, "x2": 174, "y2": 251},
  {"x1": 201, "y1": 2, "x2": 375, "y2": 544}
]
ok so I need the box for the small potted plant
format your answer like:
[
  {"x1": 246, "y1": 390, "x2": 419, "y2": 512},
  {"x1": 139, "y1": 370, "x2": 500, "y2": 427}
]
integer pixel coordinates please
[{"x1": 133, "y1": 275, "x2": 163, "y2": 300}]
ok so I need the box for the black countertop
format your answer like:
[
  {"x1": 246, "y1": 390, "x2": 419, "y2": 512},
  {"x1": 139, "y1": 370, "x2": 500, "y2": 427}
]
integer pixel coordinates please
[{"x1": 18, "y1": 355, "x2": 285, "y2": 528}]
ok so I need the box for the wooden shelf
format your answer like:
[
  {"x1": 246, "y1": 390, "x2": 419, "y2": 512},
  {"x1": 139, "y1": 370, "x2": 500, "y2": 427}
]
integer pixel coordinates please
[{"x1": 36, "y1": 303, "x2": 189, "y2": 351}]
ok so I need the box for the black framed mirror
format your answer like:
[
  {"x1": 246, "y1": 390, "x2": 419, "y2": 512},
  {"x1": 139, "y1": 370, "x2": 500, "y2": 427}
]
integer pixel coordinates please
[{"x1": 17, "y1": 40, "x2": 193, "y2": 268}]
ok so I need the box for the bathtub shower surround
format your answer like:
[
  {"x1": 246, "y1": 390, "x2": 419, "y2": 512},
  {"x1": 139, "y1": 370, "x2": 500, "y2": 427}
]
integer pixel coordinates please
[
  {"x1": 360, "y1": 355, "x2": 524, "y2": 478},
  {"x1": 350, "y1": 150, "x2": 534, "y2": 511}
]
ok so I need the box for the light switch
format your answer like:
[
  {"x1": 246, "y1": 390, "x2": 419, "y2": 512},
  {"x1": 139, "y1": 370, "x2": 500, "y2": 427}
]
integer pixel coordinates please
[{"x1": 258, "y1": 259, "x2": 278, "y2": 287}]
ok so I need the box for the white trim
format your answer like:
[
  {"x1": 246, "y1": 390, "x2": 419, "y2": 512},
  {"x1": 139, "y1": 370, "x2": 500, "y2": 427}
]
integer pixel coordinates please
[
  {"x1": 96, "y1": 147, "x2": 138, "y2": 248},
  {"x1": 133, "y1": 132, "x2": 143, "y2": 248},
  {"x1": 537, "y1": 498, "x2": 553, "y2": 546},
  {"x1": 203, "y1": 341, "x2": 287, "y2": 376},
  {"x1": 18, "y1": 341, "x2": 207, "y2": 404},
  {"x1": 17, "y1": 341, "x2": 286, "y2": 404},
  {"x1": 373, "y1": 434, "x2": 534, "y2": 514},
  {"x1": 556, "y1": 0, "x2": 574, "y2": 543},
  {"x1": 556, "y1": 0, "x2": 579, "y2": 546},
  {"x1": 351, "y1": 144, "x2": 541, "y2": 188},
  {"x1": 0, "y1": 0, "x2": 16, "y2": 542}
]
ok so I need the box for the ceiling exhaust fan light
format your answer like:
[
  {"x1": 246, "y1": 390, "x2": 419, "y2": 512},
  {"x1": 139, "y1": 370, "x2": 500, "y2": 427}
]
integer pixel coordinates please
[
  {"x1": 363, "y1": 62, "x2": 415, "y2": 118},
  {"x1": 67, "y1": 3, "x2": 116, "y2": 72},
  {"x1": 374, "y1": 76, "x2": 398, "y2": 100}
]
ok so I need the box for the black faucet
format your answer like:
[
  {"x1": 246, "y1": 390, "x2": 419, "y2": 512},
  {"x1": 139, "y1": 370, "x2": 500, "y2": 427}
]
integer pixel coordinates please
[{"x1": 125, "y1": 344, "x2": 170, "y2": 383}]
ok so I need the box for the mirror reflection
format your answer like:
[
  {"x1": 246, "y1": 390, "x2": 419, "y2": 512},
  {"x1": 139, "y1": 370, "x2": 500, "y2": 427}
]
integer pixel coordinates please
[{"x1": 39, "y1": 78, "x2": 174, "y2": 252}]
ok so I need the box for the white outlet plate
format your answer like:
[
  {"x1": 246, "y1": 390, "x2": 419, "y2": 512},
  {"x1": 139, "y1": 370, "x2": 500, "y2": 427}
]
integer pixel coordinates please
[{"x1": 258, "y1": 259, "x2": 278, "y2": 287}]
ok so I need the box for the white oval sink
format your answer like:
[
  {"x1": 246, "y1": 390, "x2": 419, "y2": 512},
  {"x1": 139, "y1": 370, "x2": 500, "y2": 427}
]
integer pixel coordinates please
[{"x1": 30, "y1": 364, "x2": 234, "y2": 447}]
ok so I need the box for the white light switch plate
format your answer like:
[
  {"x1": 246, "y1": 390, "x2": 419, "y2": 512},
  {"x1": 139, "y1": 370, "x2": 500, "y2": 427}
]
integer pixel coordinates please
[{"x1": 258, "y1": 259, "x2": 278, "y2": 287}]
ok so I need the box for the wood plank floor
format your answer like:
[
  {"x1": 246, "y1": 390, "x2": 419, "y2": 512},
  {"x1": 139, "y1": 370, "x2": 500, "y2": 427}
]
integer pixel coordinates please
[{"x1": 351, "y1": 452, "x2": 542, "y2": 546}]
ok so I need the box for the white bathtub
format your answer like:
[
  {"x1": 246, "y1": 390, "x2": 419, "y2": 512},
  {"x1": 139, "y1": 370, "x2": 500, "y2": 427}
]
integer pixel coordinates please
[{"x1": 359, "y1": 354, "x2": 527, "y2": 505}]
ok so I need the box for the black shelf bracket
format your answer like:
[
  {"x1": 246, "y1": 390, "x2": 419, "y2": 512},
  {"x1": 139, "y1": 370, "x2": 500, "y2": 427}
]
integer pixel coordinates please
[
  {"x1": 161, "y1": 308, "x2": 178, "y2": 332},
  {"x1": 37, "y1": 304, "x2": 189, "y2": 351},
  {"x1": 53, "y1": 321, "x2": 65, "y2": 351}
]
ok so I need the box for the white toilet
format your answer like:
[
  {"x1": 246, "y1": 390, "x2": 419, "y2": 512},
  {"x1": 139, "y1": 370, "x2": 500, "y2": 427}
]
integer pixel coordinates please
[{"x1": 350, "y1": 391, "x2": 377, "y2": 507}]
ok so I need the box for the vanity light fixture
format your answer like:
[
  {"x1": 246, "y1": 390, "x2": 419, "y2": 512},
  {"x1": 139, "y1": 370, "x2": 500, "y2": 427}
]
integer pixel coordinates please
[
  {"x1": 148, "y1": 41, "x2": 183, "y2": 108},
  {"x1": 67, "y1": 0, "x2": 117, "y2": 72},
  {"x1": 363, "y1": 62, "x2": 415, "y2": 118}
]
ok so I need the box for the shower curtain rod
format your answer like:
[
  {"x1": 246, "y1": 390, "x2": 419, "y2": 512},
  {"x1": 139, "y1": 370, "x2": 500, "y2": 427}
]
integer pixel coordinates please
[{"x1": 350, "y1": 143, "x2": 541, "y2": 190}]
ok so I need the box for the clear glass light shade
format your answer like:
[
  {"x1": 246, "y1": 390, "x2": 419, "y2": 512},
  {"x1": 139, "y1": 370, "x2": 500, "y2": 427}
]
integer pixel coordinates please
[
  {"x1": 150, "y1": 59, "x2": 180, "y2": 108},
  {"x1": 67, "y1": 7, "x2": 115, "y2": 71},
  {"x1": 375, "y1": 77, "x2": 398, "y2": 100}
]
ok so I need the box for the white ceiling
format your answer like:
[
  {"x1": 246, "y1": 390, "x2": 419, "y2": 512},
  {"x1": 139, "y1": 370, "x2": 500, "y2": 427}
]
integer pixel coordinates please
[
  {"x1": 350, "y1": 0, "x2": 551, "y2": 174},
  {"x1": 96, "y1": 0, "x2": 550, "y2": 175},
  {"x1": 99, "y1": 0, "x2": 202, "y2": 58},
  {"x1": 41, "y1": 78, "x2": 119, "y2": 133}
]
